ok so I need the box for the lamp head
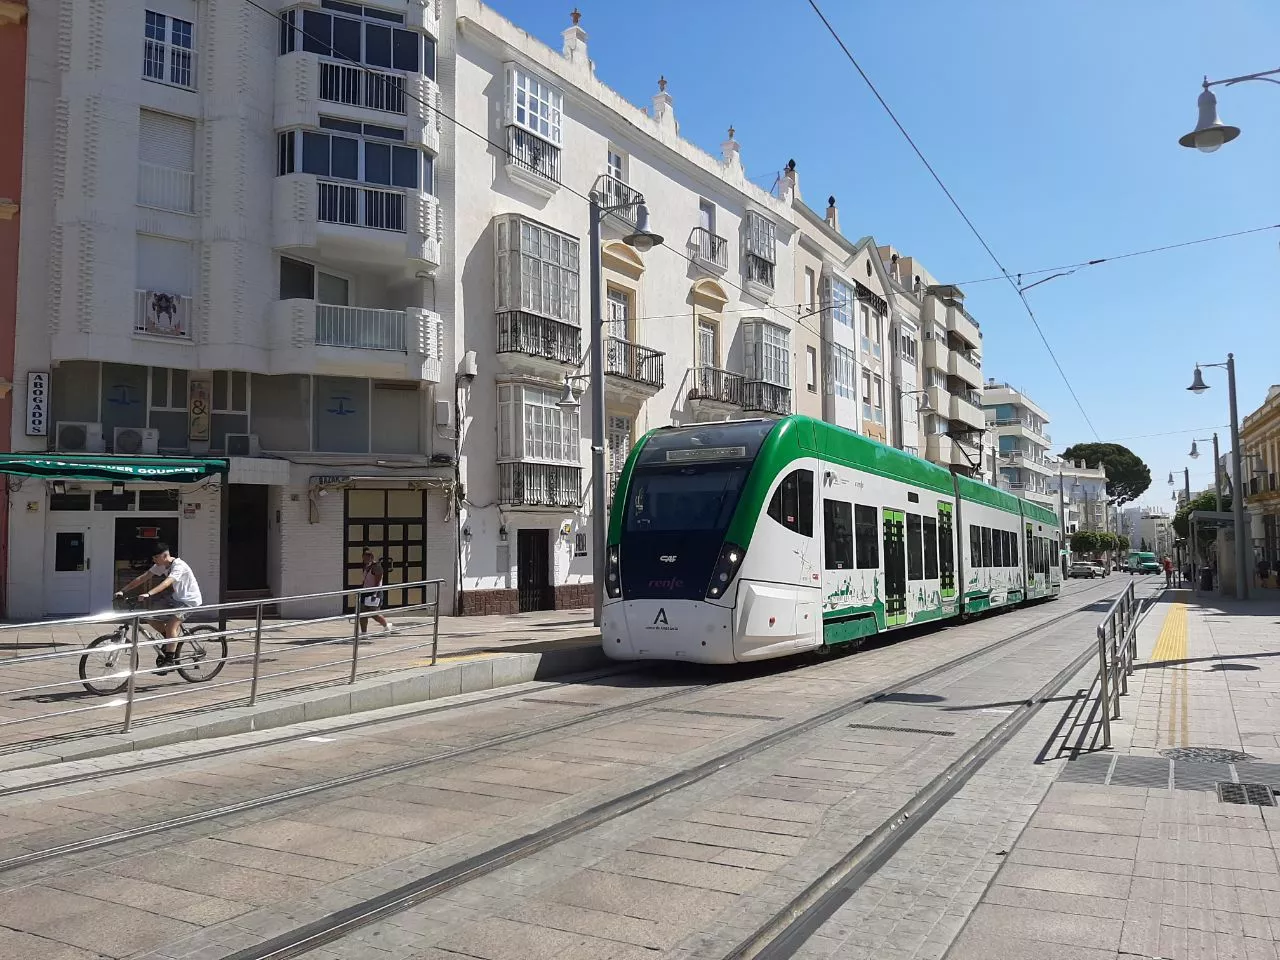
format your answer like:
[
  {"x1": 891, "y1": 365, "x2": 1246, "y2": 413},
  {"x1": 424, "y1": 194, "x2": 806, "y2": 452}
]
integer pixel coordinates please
[
  {"x1": 1189, "y1": 441, "x2": 1200, "y2": 459},
  {"x1": 916, "y1": 393, "x2": 933, "y2": 415},
  {"x1": 1178, "y1": 85, "x2": 1240, "y2": 153},
  {"x1": 622, "y1": 203, "x2": 664, "y2": 253},
  {"x1": 1187, "y1": 365, "x2": 1209, "y2": 394},
  {"x1": 1168, "y1": 471, "x2": 1174, "y2": 485},
  {"x1": 556, "y1": 378, "x2": 580, "y2": 411}
]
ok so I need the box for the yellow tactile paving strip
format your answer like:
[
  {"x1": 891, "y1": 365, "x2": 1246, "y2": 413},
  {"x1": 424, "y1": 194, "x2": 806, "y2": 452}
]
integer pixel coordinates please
[{"x1": 1150, "y1": 602, "x2": 1189, "y2": 746}]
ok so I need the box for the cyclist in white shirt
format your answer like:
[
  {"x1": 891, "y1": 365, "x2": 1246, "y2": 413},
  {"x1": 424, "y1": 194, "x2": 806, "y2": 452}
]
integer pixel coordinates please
[{"x1": 117, "y1": 542, "x2": 203, "y2": 671}]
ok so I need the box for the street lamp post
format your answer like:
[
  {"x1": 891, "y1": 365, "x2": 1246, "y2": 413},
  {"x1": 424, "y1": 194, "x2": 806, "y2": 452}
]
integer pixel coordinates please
[
  {"x1": 1189, "y1": 356, "x2": 1249, "y2": 600},
  {"x1": 1189, "y1": 433, "x2": 1222, "y2": 512},
  {"x1": 1178, "y1": 69, "x2": 1280, "y2": 152},
  {"x1": 559, "y1": 192, "x2": 663, "y2": 627}
]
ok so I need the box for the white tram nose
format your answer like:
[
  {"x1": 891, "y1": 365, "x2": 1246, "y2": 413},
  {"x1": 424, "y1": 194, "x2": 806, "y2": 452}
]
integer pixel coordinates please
[{"x1": 602, "y1": 600, "x2": 737, "y2": 663}]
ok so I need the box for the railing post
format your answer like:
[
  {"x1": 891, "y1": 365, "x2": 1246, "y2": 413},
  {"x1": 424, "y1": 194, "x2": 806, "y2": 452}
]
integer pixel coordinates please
[
  {"x1": 248, "y1": 601, "x2": 264, "y2": 706},
  {"x1": 430, "y1": 581, "x2": 441, "y2": 666},
  {"x1": 349, "y1": 590, "x2": 363, "y2": 685},
  {"x1": 122, "y1": 616, "x2": 141, "y2": 734},
  {"x1": 1097, "y1": 627, "x2": 1112, "y2": 748}
]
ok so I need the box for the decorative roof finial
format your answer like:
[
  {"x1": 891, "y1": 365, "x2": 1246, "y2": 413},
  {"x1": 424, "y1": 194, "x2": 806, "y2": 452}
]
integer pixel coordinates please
[
  {"x1": 658, "y1": 75, "x2": 667, "y2": 92},
  {"x1": 728, "y1": 125, "x2": 735, "y2": 140},
  {"x1": 828, "y1": 195, "x2": 836, "y2": 207},
  {"x1": 570, "y1": 8, "x2": 581, "y2": 25}
]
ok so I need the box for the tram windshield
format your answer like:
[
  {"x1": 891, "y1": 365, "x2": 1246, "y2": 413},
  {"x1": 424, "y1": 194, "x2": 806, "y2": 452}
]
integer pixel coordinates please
[{"x1": 623, "y1": 463, "x2": 750, "y2": 534}]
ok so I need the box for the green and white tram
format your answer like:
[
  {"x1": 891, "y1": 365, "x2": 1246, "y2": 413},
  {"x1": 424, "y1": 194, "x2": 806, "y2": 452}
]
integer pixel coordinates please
[{"x1": 602, "y1": 415, "x2": 1061, "y2": 664}]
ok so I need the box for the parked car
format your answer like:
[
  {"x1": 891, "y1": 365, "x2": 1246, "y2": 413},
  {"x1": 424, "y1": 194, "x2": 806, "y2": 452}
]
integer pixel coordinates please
[{"x1": 1069, "y1": 561, "x2": 1099, "y2": 579}]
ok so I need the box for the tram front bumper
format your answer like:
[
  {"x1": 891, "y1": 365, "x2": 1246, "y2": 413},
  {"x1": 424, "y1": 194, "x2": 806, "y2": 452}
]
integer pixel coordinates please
[{"x1": 601, "y1": 599, "x2": 736, "y2": 663}]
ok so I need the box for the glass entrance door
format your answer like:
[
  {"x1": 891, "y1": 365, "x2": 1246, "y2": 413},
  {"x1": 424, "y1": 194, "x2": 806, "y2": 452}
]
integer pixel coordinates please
[{"x1": 882, "y1": 509, "x2": 907, "y2": 626}]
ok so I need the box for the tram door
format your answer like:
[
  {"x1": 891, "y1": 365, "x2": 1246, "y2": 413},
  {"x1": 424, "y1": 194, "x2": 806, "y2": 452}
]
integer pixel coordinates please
[
  {"x1": 938, "y1": 503, "x2": 956, "y2": 601},
  {"x1": 882, "y1": 509, "x2": 907, "y2": 626}
]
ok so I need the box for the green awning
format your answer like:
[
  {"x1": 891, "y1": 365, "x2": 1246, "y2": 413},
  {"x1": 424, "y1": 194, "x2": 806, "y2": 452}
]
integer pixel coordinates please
[{"x1": 0, "y1": 454, "x2": 228, "y2": 483}]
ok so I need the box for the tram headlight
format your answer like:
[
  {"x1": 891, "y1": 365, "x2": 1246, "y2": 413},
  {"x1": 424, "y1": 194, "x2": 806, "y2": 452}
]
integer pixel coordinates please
[
  {"x1": 705, "y1": 542, "x2": 746, "y2": 600},
  {"x1": 605, "y1": 544, "x2": 622, "y2": 599}
]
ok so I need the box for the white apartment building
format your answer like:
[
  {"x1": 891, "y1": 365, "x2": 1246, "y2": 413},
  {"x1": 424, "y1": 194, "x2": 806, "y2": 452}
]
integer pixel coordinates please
[
  {"x1": 1120, "y1": 506, "x2": 1173, "y2": 557},
  {"x1": 449, "y1": 6, "x2": 795, "y2": 613},
  {"x1": 781, "y1": 168, "x2": 891, "y2": 443},
  {"x1": 12, "y1": 0, "x2": 453, "y2": 619},
  {"x1": 985, "y1": 380, "x2": 1056, "y2": 509},
  {"x1": 878, "y1": 248, "x2": 983, "y2": 476}
]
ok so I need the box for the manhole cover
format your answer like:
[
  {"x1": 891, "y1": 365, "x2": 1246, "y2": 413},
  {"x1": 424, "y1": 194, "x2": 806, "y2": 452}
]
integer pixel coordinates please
[
  {"x1": 1217, "y1": 781, "x2": 1276, "y2": 806},
  {"x1": 1163, "y1": 746, "x2": 1257, "y2": 764}
]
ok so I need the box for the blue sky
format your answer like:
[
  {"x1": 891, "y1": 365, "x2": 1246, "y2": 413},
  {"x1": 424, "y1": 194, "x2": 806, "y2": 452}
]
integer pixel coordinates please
[{"x1": 483, "y1": 1, "x2": 1279, "y2": 508}]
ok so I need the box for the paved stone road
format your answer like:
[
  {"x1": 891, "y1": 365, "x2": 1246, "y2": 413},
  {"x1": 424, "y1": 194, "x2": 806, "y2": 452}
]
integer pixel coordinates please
[{"x1": 0, "y1": 578, "x2": 1135, "y2": 960}]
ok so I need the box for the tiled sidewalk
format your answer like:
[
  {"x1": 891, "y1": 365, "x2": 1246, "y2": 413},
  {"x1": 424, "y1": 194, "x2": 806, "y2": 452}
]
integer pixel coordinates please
[{"x1": 948, "y1": 592, "x2": 1280, "y2": 960}]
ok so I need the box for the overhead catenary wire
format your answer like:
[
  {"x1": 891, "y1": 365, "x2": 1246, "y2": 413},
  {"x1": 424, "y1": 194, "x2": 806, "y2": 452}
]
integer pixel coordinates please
[{"x1": 803, "y1": 0, "x2": 1100, "y2": 440}]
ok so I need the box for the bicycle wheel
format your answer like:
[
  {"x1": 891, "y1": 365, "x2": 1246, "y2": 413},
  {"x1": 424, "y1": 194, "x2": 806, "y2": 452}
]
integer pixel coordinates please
[
  {"x1": 78, "y1": 633, "x2": 133, "y2": 696},
  {"x1": 176, "y1": 626, "x2": 228, "y2": 683}
]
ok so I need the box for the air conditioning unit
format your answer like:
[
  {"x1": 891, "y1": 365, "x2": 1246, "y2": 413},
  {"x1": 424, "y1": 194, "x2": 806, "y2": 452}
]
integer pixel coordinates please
[
  {"x1": 225, "y1": 433, "x2": 261, "y2": 457},
  {"x1": 113, "y1": 427, "x2": 159, "y2": 455},
  {"x1": 56, "y1": 421, "x2": 105, "y2": 453}
]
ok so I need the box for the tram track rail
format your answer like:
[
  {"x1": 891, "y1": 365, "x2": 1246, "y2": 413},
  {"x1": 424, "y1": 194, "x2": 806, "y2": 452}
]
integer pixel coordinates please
[
  {"x1": 141, "y1": 581, "x2": 1129, "y2": 960},
  {"x1": 0, "y1": 579, "x2": 1124, "y2": 887}
]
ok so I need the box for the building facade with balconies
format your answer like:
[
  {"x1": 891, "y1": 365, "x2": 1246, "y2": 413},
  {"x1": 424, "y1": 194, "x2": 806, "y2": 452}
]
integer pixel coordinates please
[
  {"x1": 984, "y1": 380, "x2": 1056, "y2": 509},
  {"x1": 1241, "y1": 384, "x2": 1280, "y2": 574},
  {"x1": 8, "y1": 0, "x2": 452, "y2": 619},
  {"x1": 449, "y1": 5, "x2": 795, "y2": 614}
]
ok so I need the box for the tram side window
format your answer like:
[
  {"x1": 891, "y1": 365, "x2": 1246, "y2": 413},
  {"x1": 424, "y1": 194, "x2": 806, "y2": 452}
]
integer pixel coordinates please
[
  {"x1": 970, "y1": 525, "x2": 982, "y2": 567},
  {"x1": 993, "y1": 528, "x2": 1005, "y2": 568},
  {"x1": 854, "y1": 504, "x2": 879, "y2": 568},
  {"x1": 1052, "y1": 539, "x2": 1059, "y2": 571},
  {"x1": 768, "y1": 469, "x2": 813, "y2": 537},
  {"x1": 1011, "y1": 531, "x2": 1019, "y2": 567},
  {"x1": 981, "y1": 527, "x2": 992, "y2": 568},
  {"x1": 923, "y1": 516, "x2": 939, "y2": 580},
  {"x1": 1005, "y1": 530, "x2": 1014, "y2": 566},
  {"x1": 823, "y1": 499, "x2": 853, "y2": 569},
  {"x1": 906, "y1": 513, "x2": 924, "y2": 581}
]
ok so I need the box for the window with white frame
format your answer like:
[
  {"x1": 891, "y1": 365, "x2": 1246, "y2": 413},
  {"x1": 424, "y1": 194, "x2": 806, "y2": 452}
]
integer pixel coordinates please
[
  {"x1": 805, "y1": 346, "x2": 818, "y2": 393},
  {"x1": 744, "y1": 213, "x2": 776, "y2": 289},
  {"x1": 497, "y1": 383, "x2": 581, "y2": 464},
  {"x1": 873, "y1": 374, "x2": 884, "y2": 423},
  {"x1": 871, "y1": 310, "x2": 884, "y2": 358},
  {"x1": 827, "y1": 343, "x2": 855, "y2": 399},
  {"x1": 859, "y1": 303, "x2": 872, "y2": 355},
  {"x1": 143, "y1": 11, "x2": 195, "y2": 89},
  {"x1": 743, "y1": 320, "x2": 790, "y2": 387},
  {"x1": 506, "y1": 65, "x2": 563, "y2": 145},
  {"x1": 826, "y1": 275, "x2": 853, "y2": 329},
  {"x1": 900, "y1": 334, "x2": 918, "y2": 364},
  {"x1": 494, "y1": 215, "x2": 581, "y2": 325},
  {"x1": 861, "y1": 370, "x2": 873, "y2": 422}
]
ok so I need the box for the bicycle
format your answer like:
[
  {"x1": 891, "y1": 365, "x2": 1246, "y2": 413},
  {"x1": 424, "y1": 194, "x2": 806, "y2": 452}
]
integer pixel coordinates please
[{"x1": 78, "y1": 596, "x2": 228, "y2": 696}]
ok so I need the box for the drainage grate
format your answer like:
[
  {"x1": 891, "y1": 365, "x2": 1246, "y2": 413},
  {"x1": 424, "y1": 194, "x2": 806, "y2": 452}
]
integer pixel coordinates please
[
  {"x1": 1172, "y1": 762, "x2": 1232, "y2": 792},
  {"x1": 1163, "y1": 746, "x2": 1257, "y2": 764},
  {"x1": 656, "y1": 708, "x2": 783, "y2": 721},
  {"x1": 1217, "y1": 781, "x2": 1276, "y2": 806},
  {"x1": 1056, "y1": 753, "x2": 1114, "y2": 784},
  {"x1": 1108, "y1": 756, "x2": 1172, "y2": 789},
  {"x1": 847, "y1": 723, "x2": 955, "y2": 737}
]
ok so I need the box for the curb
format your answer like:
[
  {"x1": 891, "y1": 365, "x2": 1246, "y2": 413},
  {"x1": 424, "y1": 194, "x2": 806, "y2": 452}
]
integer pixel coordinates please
[{"x1": 0, "y1": 640, "x2": 609, "y2": 773}]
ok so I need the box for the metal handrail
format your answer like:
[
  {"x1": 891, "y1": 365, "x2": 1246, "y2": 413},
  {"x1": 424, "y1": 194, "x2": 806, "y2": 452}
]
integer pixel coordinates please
[
  {"x1": 0, "y1": 579, "x2": 444, "y2": 742},
  {"x1": 1094, "y1": 579, "x2": 1140, "y2": 748}
]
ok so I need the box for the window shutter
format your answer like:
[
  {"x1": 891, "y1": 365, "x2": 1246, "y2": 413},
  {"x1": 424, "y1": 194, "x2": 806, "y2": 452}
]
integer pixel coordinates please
[
  {"x1": 139, "y1": 110, "x2": 195, "y2": 171},
  {"x1": 136, "y1": 234, "x2": 194, "y2": 295}
]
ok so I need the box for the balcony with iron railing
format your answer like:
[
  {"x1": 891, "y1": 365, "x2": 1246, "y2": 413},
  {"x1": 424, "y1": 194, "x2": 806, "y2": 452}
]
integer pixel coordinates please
[
  {"x1": 688, "y1": 227, "x2": 728, "y2": 270},
  {"x1": 499, "y1": 462, "x2": 583, "y2": 508},
  {"x1": 138, "y1": 162, "x2": 195, "y2": 214},
  {"x1": 744, "y1": 254, "x2": 775, "y2": 295},
  {"x1": 505, "y1": 127, "x2": 561, "y2": 194},
  {"x1": 604, "y1": 337, "x2": 664, "y2": 394},
  {"x1": 686, "y1": 366, "x2": 745, "y2": 407},
  {"x1": 272, "y1": 300, "x2": 442, "y2": 382},
  {"x1": 596, "y1": 174, "x2": 640, "y2": 225},
  {"x1": 990, "y1": 417, "x2": 1051, "y2": 445},
  {"x1": 275, "y1": 53, "x2": 441, "y2": 154},
  {"x1": 496, "y1": 311, "x2": 581, "y2": 367},
  {"x1": 744, "y1": 380, "x2": 792, "y2": 416},
  {"x1": 273, "y1": 175, "x2": 441, "y2": 273},
  {"x1": 135, "y1": 290, "x2": 193, "y2": 340}
]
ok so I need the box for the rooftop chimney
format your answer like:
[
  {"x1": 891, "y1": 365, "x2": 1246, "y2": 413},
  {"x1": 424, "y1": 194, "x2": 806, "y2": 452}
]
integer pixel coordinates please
[
  {"x1": 651, "y1": 75, "x2": 676, "y2": 132},
  {"x1": 721, "y1": 125, "x2": 741, "y2": 171},
  {"x1": 825, "y1": 195, "x2": 839, "y2": 232},
  {"x1": 562, "y1": 8, "x2": 590, "y2": 71}
]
